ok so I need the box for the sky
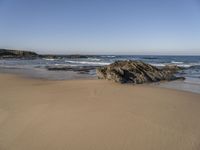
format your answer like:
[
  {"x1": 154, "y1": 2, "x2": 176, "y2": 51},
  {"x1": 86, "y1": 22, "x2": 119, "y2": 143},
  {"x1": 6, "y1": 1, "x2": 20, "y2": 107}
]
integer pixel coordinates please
[{"x1": 0, "y1": 0, "x2": 200, "y2": 55}]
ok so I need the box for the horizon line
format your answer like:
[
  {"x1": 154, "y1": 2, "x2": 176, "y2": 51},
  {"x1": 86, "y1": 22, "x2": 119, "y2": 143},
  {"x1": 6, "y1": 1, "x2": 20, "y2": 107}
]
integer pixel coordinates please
[{"x1": 1, "y1": 48, "x2": 200, "y2": 56}]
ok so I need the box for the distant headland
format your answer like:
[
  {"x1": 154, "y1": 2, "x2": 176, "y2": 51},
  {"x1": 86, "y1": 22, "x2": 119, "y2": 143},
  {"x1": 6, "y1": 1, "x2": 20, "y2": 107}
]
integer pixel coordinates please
[{"x1": 0, "y1": 49, "x2": 92, "y2": 59}]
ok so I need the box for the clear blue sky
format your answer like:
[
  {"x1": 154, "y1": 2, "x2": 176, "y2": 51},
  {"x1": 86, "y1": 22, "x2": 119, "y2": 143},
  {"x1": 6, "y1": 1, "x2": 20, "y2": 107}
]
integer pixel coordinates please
[{"x1": 0, "y1": 0, "x2": 200, "y2": 55}]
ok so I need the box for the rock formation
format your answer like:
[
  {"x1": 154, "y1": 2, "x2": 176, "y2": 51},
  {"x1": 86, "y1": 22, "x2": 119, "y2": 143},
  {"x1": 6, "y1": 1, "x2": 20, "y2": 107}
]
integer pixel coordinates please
[
  {"x1": 162, "y1": 65, "x2": 184, "y2": 73},
  {"x1": 46, "y1": 66, "x2": 97, "y2": 74},
  {"x1": 96, "y1": 60, "x2": 184, "y2": 84}
]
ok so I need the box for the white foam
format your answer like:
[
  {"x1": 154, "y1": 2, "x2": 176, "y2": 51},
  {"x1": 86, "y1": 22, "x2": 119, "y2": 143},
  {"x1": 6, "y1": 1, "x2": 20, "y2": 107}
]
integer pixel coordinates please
[
  {"x1": 65, "y1": 60, "x2": 110, "y2": 66},
  {"x1": 178, "y1": 63, "x2": 200, "y2": 68},
  {"x1": 150, "y1": 62, "x2": 200, "y2": 68},
  {"x1": 171, "y1": 61, "x2": 184, "y2": 64},
  {"x1": 150, "y1": 63, "x2": 167, "y2": 67},
  {"x1": 87, "y1": 58, "x2": 101, "y2": 61},
  {"x1": 101, "y1": 56, "x2": 116, "y2": 58},
  {"x1": 54, "y1": 64, "x2": 78, "y2": 67},
  {"x1": 177, "y1": 64, "x2": 191, "y2": 68},
  {"x1": 43, "y1": 58, "x2": 55, "y2": 61}
]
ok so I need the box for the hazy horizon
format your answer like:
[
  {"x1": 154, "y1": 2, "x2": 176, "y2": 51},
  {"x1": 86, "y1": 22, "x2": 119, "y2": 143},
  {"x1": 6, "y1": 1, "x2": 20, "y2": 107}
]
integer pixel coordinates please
[
  {"x1": 1, "y1": 48, "x2": 200, "y2": 56},
  {"x1": 1, "y1": 0, "x2": 200, "y2": 55}
]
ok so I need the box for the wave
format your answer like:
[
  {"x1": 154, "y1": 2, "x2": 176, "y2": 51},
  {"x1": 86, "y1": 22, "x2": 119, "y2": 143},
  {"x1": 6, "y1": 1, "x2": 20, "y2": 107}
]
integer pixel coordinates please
[
  {"x1": 53, "y1": 64, "x2": 78, "y2": 67},
  {"x1": 87, "y1": 58, "x2": 101, "y2": 61},
  {"x1": 175, "y1": 64, "x2": 191, "y2": 68},
  {"x1": 150, "y1": 62, "x2": 200, "y2": 68},
  {"x1": 188, "y1": 65, "x2": 200, "y2": 69},
  {"x1": 150, "y1": 63, "x2": 167, "y2": 67},
  {"x1": 43, "y1": 58, "x2": 56, "y2": 61},
  {"x1": 65, "y1": 60, "x2": 110, "y2": 66},
  {"x1": 171, "y1": 61, "x2": 184, "y2": 64},
  {"x1": 182, "y1": 63, "x2": 200, "y2": 68},
  {"x1": 100, "y1": 55, "x2": 116, "y2": 58}
]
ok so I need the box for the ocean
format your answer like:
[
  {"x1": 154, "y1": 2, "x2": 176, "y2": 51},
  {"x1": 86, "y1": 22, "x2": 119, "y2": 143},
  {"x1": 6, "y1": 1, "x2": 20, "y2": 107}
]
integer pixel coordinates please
[{"x1": 0, "y1": 55, "x2": 200, "y2": 94}]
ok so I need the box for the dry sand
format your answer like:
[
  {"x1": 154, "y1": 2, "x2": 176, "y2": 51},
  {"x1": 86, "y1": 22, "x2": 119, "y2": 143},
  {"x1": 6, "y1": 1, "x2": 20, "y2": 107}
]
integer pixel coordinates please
[{"x1": 0, "y1": 73, "x2": 200, "y2": 150}]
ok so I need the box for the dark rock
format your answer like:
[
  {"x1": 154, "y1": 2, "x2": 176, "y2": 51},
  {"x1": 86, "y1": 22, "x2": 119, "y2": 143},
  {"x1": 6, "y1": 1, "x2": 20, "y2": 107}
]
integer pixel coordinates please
[
  {"x1": 46, "y1": 66, "x2": 97, "y2": 74},
  {"x1": 162, "y1": 65, "x2": 184, "y2": 73},
  {"x1": 96, "y1": 60, "x2": 185, "y2": 84},
  {"x1": 40, "y1": 54, "x2": 90, "y2": 59}
]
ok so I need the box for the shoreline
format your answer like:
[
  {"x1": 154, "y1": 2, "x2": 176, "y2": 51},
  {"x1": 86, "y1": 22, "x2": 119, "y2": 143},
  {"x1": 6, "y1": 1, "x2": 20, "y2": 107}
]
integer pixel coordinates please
[
  {"x1": 0, "y1": 73, "x2": 200, "y2": 150},
  {"x1": 1, "y1": 55, "x2": 200, "y2": 94},
  {"x1": 1, "y1": 70, "x2": 200, "y2": 94},
  {"x1": 0, "y1": 72, "x2": 199, "y2": 96},
  {"x1": 0, "y1": 67, "x2": 97, "y2": 81}
]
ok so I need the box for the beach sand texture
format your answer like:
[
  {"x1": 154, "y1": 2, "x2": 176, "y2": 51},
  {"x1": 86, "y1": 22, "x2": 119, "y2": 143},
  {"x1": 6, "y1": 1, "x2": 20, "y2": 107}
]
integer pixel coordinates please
[{"x1": 0, "y1": 74, "x2": 200, "y2": 150}]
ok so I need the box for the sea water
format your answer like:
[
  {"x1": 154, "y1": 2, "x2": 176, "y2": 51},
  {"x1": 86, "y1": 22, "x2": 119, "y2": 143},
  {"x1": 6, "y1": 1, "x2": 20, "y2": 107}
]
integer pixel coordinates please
[{"x1": 0, "y1": 55, "x2": 200, "y2": 94}]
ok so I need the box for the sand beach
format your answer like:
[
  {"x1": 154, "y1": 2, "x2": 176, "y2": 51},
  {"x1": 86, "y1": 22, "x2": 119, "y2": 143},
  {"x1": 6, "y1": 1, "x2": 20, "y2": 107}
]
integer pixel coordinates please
[{"x1": 0, "y1": 73, "x2": 200, "y2": 150}]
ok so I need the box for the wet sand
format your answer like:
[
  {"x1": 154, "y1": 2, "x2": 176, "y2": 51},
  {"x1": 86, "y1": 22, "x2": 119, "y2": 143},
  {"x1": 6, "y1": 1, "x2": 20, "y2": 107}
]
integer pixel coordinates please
[{"x1": 0, "y1": 73, "x2": 200, "y2": 150}]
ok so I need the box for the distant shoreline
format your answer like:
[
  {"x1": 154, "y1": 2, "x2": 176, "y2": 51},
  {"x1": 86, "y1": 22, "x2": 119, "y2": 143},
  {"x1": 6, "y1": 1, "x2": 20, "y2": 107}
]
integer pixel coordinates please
[
  {"x1": 1, "y1": 48, "x2": 200, "y2": 58},
  {"x1": 1, "y1": 50, "x2": 200, "y2": 94},
  {"x1": 0, "y1": 48, "x2": 99, "y2": 59}
]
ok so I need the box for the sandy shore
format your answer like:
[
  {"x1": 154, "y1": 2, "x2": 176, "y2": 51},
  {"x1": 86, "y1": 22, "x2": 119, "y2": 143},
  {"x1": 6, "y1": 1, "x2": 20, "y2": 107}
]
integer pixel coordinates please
[{"x1": 0, "y1": 74, "x2": 200, "y2": 150}]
